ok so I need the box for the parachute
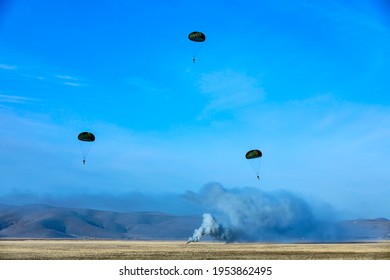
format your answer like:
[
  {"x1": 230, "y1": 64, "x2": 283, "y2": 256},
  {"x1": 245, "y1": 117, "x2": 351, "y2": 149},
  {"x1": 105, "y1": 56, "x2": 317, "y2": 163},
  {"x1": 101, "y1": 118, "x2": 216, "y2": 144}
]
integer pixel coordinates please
[
  {"x1": 188, "y1": 31, "x2": 206, "y2": 42},
  {"x1": 245, "y1": 149, "x2": 262, "y2": 180},
  {"x1": 78, "y1": 132, "x2": 95, "y2": 164},
  {"x1": 188, "y1": 31, "x2": 206, "y2": 63},
  {"x1": 245, "y1": 149, "x2": 262, "y2": 159}
]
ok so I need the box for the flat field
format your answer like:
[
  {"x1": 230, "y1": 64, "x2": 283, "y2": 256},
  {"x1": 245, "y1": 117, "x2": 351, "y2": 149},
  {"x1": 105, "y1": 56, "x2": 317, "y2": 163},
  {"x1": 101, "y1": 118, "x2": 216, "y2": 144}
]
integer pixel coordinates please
[{"x1": 0, "y1": 240, "x2": 389, "y2": 260}]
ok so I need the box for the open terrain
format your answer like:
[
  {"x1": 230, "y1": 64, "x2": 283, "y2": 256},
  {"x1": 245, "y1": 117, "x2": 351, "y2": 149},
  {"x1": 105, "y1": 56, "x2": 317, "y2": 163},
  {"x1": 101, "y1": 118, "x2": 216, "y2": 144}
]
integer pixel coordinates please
[{"x1": 0, "y1": 240, "x2": 389, "y2": 260}]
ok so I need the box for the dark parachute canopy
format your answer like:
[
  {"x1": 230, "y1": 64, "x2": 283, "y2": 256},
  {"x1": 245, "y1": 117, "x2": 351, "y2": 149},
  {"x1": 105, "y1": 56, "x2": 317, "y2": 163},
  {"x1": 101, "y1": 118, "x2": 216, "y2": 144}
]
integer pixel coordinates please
[
  {"x1": 188, "y1": 31, "x2": 206, "y2": 42},
  {"x1": 78, "y1": 132, "x2": 95, "y2": 142},
  {"x1": 188, "y1": 31, "x2": 206, "y2": 63},
  {"x1": 245, "y1": 149, "x2": 262, "y2": 159},
  {"x1": 78, "y1": 132, "x2": 95, "y2": 164},
  {"x1": 245, "y1": 149, "x2": 263, "y2": 179}
]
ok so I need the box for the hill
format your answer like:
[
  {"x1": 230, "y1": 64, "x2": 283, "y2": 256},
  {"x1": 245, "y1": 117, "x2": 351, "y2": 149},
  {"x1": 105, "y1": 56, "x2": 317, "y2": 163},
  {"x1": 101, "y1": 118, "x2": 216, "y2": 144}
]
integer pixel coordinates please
[
  {"x1": 338, "y1": 218, "x2": 390, "y2": 241},
  {"x1": 0, "y1": 204, "x2": 389, "y2": 241},
  {"x1": 0, "y1": 204, "x2": 200, "y2": 239}
]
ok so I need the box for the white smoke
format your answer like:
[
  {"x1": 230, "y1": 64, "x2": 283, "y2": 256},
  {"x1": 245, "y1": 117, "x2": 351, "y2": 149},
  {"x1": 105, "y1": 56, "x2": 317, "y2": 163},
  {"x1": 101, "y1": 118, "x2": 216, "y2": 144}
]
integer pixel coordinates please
[
  {"x1": 187, "y1": 213, "x2": 231, "y2": 243},
  {"x1": 185, "y1": 182, "x2": 340, "y2": 242}
]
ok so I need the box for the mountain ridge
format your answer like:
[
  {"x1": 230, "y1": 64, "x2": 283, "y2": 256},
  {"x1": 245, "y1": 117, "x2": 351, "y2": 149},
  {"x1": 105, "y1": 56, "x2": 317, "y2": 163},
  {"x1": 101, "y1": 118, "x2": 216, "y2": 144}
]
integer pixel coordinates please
[
  {"x1": 1, "y1": 203, "x2": 389, "y2": 241},
  {"x1": 0, "y1": 203, "x2": 201, "y2": 240}
]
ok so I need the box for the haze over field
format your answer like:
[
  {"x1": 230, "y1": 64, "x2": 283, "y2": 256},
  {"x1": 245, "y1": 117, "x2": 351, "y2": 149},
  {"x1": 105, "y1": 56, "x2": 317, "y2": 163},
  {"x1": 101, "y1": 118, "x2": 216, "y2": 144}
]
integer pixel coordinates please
[
  {"x1": 2, "y1": 183, "x2": 390, "y2": 242},
  {"x1": 1, "y1": 202, "x2": 389, "y2": 241},
  {"x1": 0, "y1": 0, "x2": 389, "y2": 234}
]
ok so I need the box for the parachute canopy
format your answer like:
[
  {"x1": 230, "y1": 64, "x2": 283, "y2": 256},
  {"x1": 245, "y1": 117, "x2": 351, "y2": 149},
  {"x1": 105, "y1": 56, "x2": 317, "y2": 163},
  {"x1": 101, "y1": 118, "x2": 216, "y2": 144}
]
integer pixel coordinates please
[
  {"x1": 246, "y1": 149, "x2": 263, "y2": 180},
  {"x1": 77, "y1": 132, "x2": 95, "y2": 164},
  {"x1": 245, "y1": 149, "x2": 262, "y2": 159},
  {"x1": 188, "y1": 31, "x2": 206, "y2": 42},
  {"x1": 78, "y1": 132, "x2": 95, "y2": 142}
]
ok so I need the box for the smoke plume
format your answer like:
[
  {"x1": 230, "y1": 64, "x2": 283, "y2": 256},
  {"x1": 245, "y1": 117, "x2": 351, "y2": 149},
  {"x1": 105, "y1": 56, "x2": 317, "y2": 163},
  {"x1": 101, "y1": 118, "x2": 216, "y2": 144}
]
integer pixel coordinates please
[
  {"x1": 185, "y1": 182, "x2": 340, "y2": 242},
  {"x1": 187, "y1": 213, "x2": 231, "y2": 243}
]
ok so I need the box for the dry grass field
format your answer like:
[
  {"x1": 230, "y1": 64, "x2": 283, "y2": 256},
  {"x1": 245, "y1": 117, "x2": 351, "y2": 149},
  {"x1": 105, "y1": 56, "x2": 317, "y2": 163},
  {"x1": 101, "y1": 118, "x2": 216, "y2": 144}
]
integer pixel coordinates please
[{"x1": 0, "y1": 240, "x2": 389, "y2": 260}]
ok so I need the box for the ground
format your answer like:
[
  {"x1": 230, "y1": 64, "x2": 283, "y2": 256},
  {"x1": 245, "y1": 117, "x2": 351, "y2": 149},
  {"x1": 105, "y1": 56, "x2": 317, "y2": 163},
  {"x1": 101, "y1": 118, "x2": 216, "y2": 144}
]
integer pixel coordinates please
[{"x1": 0, "y1": 240, "x2": 389, "y2": 260}]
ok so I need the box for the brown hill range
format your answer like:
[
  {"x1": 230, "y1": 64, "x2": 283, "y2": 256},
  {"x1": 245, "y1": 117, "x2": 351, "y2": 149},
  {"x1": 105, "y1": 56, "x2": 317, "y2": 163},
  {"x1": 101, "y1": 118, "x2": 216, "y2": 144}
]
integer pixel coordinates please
[
  {"x1": 0, "y1": 204, "x2": 200, "y2": 240},
  {"x1": 0, "y1": 204, "x2": 389, "y2": 241}
]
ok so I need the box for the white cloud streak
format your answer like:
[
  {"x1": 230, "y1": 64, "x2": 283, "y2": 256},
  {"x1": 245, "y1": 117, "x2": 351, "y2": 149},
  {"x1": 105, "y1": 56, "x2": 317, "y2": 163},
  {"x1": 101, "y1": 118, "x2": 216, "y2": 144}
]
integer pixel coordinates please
[
  {"x1": 197, "y1": 69, "x2": 265, "y2": 119},
  {"x1": 56, "y1": 74, "x2": 83, "y2": 87},
  {"x1": 56, "y1": 75, "x2": 78, "y2": 80},
  {"x1": 63, "y1": 82, "x2": 82, "y2": 87},
  {"x1": 0, "y1": 94, "x2": 41, "y2": 104},
  {"x1": 0, "y1": 64, "x2": 17, "y2": 70}
]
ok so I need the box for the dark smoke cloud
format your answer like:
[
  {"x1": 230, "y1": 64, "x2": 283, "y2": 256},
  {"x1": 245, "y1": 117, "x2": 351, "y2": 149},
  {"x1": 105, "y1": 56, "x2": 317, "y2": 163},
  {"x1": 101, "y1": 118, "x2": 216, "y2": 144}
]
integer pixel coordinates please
[{"x1": 185, "y1": 182, "x2": 341, "y2": 242}]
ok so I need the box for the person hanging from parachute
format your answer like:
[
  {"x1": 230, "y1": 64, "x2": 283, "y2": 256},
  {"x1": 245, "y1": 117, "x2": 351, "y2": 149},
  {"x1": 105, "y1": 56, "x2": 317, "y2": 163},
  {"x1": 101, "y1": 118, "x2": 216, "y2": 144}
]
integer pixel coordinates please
[
  {"x1": 245, "y1": 149, "x2": 262, "y2": 180},
  {"x1": 77, "y1": 132, "x2": 95, "y2": 164},
  {"x1": 188, "y1": 31, "x2": 206, "y2": 63}
]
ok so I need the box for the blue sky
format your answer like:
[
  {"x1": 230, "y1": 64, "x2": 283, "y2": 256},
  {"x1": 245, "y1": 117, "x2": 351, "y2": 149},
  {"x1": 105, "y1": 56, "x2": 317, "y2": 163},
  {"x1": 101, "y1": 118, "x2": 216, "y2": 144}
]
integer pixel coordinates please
[{"x1": 0, "y1": 0, "x2": 389, "y2": 218}]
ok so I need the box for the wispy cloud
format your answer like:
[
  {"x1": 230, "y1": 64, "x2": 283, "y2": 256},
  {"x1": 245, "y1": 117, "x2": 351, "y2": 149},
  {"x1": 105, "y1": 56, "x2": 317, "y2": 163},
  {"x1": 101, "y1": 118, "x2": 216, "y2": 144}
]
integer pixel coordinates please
[
  {"x1": 56, "y1": 75, "x2": 78, "y2": 81},
  {"x1": 63, "y1": 82, "x2": 82, "y2": 87},
  {"x1": 197, "y1": 69, "x2": 265, "y2": 119},
  {"x1": 1, "y1": 63, "x2": 85, "y2": 87},
  {"x1": 0, "y1": 64, "x2": 17, "y2": 71},
  {"x1": 0, "y1": 94, "x2": 41, "y2": 104},
  {"x1": 56, "y1": 74, "x2": 83, "y2": 87}
]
